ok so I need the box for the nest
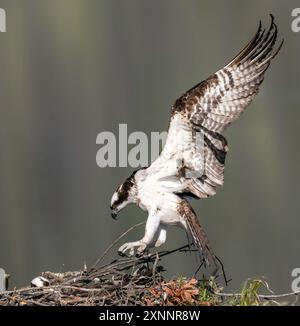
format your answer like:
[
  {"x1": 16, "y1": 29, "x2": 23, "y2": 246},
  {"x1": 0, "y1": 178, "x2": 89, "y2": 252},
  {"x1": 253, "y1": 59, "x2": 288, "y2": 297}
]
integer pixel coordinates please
[
  {"x1": 0, "y1": 249, "x2": 294, "y2": 306},
  {"x1": 0, "y1": 222, "x2": 219, "y2": 306},
  {"x1": 0, "y1": 243, "x2": 225, "y2": 306},
  {"x1": 1, "y1": 223, "x2": 291, "y2": 306},
  {"x1": 0, "y1": 253, "x2": 167, "y2": 306}
]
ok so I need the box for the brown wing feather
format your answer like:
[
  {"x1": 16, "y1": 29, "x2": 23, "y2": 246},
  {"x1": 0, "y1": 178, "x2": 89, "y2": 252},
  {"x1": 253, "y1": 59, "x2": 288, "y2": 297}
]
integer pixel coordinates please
[{"x1": 169, "y1": 15, "x2": 283, "y2": 199}]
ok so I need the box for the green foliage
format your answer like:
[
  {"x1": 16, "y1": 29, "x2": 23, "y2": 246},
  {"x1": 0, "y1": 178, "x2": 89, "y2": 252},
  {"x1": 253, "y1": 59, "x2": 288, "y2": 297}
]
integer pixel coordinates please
[{"x1": 144, "y1": 276, "x2": 284, "y2": 306}]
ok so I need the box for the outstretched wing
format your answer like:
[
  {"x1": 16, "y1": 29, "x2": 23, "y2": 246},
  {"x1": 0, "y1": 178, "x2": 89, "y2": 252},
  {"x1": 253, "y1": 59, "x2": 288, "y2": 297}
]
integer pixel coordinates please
[{"x1": 160, "y1": 15, "x2": 283, "y2": 199}]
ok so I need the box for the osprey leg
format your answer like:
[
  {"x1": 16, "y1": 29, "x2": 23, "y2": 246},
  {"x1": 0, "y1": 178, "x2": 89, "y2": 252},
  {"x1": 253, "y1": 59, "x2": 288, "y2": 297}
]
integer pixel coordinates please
[
  {"x1": 154, "y1": 226, "x2": 167, "y2": 248},
  {"x1": 118, "y1": 213, "x2": 160, "y2": 257}
]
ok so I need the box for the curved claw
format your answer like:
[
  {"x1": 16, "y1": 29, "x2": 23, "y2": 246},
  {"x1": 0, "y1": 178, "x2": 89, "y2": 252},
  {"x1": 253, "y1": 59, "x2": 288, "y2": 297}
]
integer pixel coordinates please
[
  {"x1": 118, "y1": 241, "x2": 147, "y2": 257},
  {"x1": 117, "y1": 250, "x2": 126, "y2": 257}
]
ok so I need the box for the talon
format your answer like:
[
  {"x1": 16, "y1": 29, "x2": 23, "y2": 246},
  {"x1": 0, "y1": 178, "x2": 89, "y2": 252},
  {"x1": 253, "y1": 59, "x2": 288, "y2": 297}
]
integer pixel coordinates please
[
  {"x1": 118, "y1": 251, "x2": 126, "y2": 257},
  {"x1": 136, "y1": 243, "x2": 147, "y2": 257},
  {"x1": 118, "y1": 241, "x2": 142, "y2": 257}
]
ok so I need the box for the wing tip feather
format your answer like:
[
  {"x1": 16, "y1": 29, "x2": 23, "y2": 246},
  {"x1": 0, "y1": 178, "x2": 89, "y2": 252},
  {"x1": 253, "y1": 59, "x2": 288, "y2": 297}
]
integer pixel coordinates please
[{"x1": 229, "y1": 15, "x2": 282, "y2": 68}]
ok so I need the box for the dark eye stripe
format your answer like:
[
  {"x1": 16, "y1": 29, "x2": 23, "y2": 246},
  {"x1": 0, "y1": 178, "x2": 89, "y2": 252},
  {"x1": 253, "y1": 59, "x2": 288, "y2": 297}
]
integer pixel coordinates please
[
  {"x1": 113, "y1": 193, "x2": 128, "y2": 207},
  {"x1": 113, "y1": 176, "x2": 133, "y2": 207},
  {"x1": 112, "y1": 168, "x2": 144, "y2": 209}
]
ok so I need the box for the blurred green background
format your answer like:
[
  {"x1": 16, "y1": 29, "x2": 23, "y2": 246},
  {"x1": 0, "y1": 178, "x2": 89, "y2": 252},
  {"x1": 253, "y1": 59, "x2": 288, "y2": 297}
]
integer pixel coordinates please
[{"x1": 0, "y1": 0, "x2": 299, "y2": 293}]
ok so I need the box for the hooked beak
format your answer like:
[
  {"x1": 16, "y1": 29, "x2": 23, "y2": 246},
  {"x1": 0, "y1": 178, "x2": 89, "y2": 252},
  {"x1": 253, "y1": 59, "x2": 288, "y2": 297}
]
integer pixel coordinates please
[{"x1": 111, "y1": 210, "x2": 118, "y2": 220}]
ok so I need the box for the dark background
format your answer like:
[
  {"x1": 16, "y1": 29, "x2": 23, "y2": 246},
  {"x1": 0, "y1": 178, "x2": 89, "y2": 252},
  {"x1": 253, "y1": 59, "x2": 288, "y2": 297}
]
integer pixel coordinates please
[{"x1": 0, "y1": 0, "x2": 299, "y2": 294}]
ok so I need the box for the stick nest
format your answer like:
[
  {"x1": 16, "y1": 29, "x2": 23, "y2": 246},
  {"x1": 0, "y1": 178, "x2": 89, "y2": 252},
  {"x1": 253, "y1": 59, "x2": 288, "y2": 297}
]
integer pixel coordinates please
[{"x1": 0, "y1": 248, "x2": 226, "y2": 306}]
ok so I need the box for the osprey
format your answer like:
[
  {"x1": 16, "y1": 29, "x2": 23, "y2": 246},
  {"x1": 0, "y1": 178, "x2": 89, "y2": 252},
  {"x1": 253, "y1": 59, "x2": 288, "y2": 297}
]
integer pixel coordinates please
[{"x1": 110, "y1": 16, "x2": 283, "y2": 267}]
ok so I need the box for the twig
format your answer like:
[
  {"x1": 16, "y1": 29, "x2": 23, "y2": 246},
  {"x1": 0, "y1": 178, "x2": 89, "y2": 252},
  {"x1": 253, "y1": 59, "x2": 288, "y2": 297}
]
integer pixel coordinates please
[
  {"x1": 152, "y1": 252, "x2": 160, "y2": 285},
  {"x1": 215, "y1": 255, "x2": 231, "y2": 286},
  {"x1": 24, "y1": 300, "x2": 51, "y2": 306},
  {"x1": 157, "y1": 244, "x2": 193, "y2": 258},
  {"x1": 91, "y1": 222, "x2": 145, "y2": 269},
  {"x1": 0, "y1": 285, "x2": 104, "y2": 296},
  {"x1": 214, "y1": 290, "x2": 300, "y2": 299}
]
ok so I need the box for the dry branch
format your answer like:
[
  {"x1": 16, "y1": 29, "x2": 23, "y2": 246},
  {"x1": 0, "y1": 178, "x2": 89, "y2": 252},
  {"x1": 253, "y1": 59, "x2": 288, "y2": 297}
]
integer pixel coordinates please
[{"x1": 0, "y1": 245, "x2": 182, "y2": 306}]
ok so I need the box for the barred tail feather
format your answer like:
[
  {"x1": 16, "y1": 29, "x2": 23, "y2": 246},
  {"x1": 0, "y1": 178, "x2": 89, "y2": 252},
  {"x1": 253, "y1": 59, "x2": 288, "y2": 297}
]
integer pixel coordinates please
[{"x1": 178, "y1": 201, "x2": 218, "y2": 268}]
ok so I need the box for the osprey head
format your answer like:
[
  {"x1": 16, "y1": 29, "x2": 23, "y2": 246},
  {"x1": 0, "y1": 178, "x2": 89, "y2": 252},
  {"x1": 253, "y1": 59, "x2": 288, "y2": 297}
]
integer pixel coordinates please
[{"x1": 110, "y1": 170, "x2": 139, "y2": 219}]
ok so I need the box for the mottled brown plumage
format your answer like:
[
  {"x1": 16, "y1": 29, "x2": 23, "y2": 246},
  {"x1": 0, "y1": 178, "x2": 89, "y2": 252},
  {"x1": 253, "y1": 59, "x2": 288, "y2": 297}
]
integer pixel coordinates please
[{"x1": 166, "y1": 14, "x2": 283, "y2": 200}]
